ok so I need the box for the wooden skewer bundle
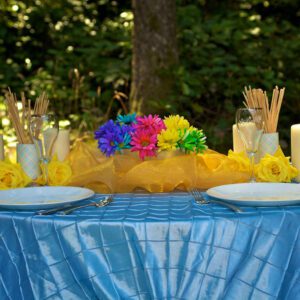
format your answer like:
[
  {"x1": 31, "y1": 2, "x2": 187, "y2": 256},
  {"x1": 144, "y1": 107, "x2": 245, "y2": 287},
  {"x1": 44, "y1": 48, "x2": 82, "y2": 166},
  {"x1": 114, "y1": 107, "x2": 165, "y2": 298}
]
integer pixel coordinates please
[
  {"x1": 33, "y1": 92, "x2": 50, "y2": 138},
  {"x1": 4, "y1": 89, "x2": 50, "y2": 144},
  {"x1": 34, "y1": 91, "x2": 49, "y2": 115},
  {"x1": 5, "y1": 89, "x2": 32, "y2": 144},
  {"x1": 243, "y1": 86, "x2": 285, "y2": 133}
]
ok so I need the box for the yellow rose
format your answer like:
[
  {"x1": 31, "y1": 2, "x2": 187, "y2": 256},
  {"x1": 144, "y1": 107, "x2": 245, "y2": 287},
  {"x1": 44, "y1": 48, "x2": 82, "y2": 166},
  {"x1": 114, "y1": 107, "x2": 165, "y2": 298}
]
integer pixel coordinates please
[
  {"x1": 0, "y1": 160, "x2": 31, "y2": 190},
  {"x1": 255, "y1": 149, "x2": 298, "y2": 182},
  {"x1": 36, "y1": 156, "x2": 72, "y2": 186},
  {"x1": 227, "y1": 150, "x2": 250, "y2": 173}
]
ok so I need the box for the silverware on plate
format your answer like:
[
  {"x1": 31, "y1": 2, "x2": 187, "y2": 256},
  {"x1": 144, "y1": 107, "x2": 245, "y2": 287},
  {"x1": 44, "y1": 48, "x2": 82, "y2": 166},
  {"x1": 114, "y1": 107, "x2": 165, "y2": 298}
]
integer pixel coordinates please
[
  {"x1": 189, "y1": 188, "x2": 243, "y2": 213},
  {"x1": 36, "y1": 195, "x2": 113, "y2": 215}
]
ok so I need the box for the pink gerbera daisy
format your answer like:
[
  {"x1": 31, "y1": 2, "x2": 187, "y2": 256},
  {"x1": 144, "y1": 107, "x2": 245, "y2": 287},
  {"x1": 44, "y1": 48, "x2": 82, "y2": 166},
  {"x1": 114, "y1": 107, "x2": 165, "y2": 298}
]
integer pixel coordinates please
[
  {"x1": 130, "y1": 130, "x2": 158, "y2": 159},
  {"x1": 134, "y1": 114, "x2": 165, "y2": 135}
]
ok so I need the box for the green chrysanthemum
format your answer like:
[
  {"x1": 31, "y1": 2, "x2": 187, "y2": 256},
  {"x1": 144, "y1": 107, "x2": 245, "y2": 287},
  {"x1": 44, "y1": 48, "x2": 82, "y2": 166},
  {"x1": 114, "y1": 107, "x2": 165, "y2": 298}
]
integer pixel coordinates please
[{"x1": 178, "y1": 129, "x2": 207, "y2": 154}]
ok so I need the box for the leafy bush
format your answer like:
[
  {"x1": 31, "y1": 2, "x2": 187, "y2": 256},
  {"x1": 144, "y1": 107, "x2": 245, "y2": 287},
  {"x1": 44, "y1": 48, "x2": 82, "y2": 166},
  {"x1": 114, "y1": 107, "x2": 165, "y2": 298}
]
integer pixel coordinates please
[
  {"x1": 176, "y1": 0, "x2": 300, "y2": 152},
  {"x1": 0, "y1": 0, "x2": 132, "y2": 137},
  {"x1": 1, "y1": 0, "x2": 300, "y2": 152}
]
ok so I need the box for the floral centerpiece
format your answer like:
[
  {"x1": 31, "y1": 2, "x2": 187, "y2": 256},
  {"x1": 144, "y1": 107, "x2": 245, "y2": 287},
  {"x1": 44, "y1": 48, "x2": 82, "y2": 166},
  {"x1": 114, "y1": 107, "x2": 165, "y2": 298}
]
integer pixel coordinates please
[
  {"x1": 94, "y1": 114, "x2": 207, "y2": 159},
  {"x1": 1, "y1": 114, "x2": 297, "y2": 192}
]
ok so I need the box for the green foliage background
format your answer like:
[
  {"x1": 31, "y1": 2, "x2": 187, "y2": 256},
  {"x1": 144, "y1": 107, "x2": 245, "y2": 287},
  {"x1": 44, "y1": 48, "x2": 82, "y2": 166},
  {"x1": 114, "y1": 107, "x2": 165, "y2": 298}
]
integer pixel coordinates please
[{"x1": 1, "y1": 0, "x2": 300, "y2": 152}]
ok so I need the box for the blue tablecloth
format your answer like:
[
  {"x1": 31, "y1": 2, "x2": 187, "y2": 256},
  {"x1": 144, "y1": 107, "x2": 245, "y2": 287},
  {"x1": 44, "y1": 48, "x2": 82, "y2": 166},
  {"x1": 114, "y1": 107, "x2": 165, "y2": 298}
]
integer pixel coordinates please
[{"x1": 0, "y1": 193, "x2": 299, "y2": 300}]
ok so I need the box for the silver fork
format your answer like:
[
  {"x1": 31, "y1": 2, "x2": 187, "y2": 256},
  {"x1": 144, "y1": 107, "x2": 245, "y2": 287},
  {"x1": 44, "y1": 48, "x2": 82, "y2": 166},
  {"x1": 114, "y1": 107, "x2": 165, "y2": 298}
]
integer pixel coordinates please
[{"x1": 190, "y1": 188, "x2": 243, "y2": 213}]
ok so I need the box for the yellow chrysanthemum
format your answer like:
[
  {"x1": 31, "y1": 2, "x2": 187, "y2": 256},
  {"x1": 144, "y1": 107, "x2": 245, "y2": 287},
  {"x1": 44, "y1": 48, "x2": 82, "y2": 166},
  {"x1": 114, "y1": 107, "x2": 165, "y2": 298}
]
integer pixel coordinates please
[
  {"x1": 164, "y1": 115, "x2": 190, "y2": 131},
  {"x1": 157, "y1": 129, "x2": 180, "y2": 151},
  {"x1": 188, "y1": 125, "x2": 197, "y2": 132}
]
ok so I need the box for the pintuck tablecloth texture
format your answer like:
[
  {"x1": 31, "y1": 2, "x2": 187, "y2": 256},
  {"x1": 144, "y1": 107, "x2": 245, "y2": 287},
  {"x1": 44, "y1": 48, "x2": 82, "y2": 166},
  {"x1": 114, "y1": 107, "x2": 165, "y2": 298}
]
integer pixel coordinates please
[{"x1": 0, "y1": 193, "x2": 299, "y2": 300}]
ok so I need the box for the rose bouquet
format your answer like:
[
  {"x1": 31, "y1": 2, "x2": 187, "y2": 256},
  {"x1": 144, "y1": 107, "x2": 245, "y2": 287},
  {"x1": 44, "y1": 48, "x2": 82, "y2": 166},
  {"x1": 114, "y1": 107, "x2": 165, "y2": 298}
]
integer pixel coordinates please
[
  {"x1": 94, "y1": 114, "x2": 207, "y2": 159},
  {"x1": 0, "y1": 155, "x2": 73, "y2": 189},
  {"x1": 227, "y1": 148, "x2": 298, "y2": 183}
]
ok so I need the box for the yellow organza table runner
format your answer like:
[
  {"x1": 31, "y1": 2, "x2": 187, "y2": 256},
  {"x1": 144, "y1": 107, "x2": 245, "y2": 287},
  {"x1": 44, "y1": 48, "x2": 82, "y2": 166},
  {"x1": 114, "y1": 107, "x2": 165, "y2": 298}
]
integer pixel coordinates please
[{"x1": 67, "y1": 141, "x2": 249, "y2": 193}]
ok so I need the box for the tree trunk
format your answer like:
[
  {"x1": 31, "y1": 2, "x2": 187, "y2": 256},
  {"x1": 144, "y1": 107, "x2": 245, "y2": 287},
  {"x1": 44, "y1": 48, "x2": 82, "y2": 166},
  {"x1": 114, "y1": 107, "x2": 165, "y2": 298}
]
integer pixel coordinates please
[{"x1": 130, "y1": 0, "x2": 178, "y2": 114}]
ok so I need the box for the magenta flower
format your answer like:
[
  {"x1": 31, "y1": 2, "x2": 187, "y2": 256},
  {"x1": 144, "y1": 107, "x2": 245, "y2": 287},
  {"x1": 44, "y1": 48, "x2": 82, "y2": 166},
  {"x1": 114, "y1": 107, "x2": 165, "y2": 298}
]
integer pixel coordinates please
[
  {"x1": 133, "y1": 114, "x2": 165, "y2": 135},
  {"x1": 130, "y1": 130, "x2": 158, "y2": 159}
]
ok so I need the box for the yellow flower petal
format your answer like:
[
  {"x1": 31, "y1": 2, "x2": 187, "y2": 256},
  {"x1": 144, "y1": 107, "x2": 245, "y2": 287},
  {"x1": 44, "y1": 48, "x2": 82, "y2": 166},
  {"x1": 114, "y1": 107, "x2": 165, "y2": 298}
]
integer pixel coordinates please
[
  {"x1": 48, "y1": 160, "x2": 72, "y2": 185},
  {"x1": 157, "y1": 129, "x2": 180, "y2": 151},
  {"x1": 0, "y1": 161, "x2": 31, "y2": 190},
  {"x1": 35, "y1": 155, "x2": 73, "y2": 186},
  {"x1": 227, "y1": 150, "x2": 250, "y2": 173},
  {"x1": 255, "y1": 151, "x2": 298, "y2": 182},
  {"x1": 164, "y1": 115, "x2": 190, "y2": 131}
]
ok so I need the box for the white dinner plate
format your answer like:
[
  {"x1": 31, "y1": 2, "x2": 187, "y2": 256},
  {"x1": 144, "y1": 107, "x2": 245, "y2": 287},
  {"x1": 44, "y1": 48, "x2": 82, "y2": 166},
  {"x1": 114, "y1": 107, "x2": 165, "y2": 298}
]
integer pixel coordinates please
[
  {"x1": 0, "y1": 186, "x2": 95, "y2": 210},
  {"x1": 207, "y1": 183, "x2": 300, "y2": 206}
]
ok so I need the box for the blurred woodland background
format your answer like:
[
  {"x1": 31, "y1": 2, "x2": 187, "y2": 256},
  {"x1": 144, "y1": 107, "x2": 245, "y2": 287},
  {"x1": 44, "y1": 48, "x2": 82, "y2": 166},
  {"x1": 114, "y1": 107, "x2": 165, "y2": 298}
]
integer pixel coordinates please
[{"x1": 1, "y1": 0, "x2": 300, "y2": 152}]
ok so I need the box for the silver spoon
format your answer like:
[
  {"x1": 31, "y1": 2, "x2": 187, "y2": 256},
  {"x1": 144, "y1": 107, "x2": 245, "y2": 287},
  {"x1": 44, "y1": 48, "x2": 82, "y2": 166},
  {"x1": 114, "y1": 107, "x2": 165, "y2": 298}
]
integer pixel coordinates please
[
  {"x1": 37, "y1": 196, "x2": 112, "y2": 215},
  {"x1": 59, "y1": 196, "x2": 113, "y2": 215}
]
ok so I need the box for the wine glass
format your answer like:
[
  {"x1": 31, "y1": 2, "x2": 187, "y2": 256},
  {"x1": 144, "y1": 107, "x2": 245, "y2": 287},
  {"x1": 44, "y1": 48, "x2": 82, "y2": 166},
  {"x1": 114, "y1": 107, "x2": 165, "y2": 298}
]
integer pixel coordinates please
[
  {"x1": 236, "y1": 108, "x2": 264, "y2": 182},
  {"x1": 30, "y1": 114, "x2": 59, "y2": 185}
]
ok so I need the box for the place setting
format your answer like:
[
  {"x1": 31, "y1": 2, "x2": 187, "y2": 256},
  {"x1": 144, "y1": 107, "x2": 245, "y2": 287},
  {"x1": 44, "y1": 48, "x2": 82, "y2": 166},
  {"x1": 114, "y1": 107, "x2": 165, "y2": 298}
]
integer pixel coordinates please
[{"x1": 1, "y1": 89, "x2": 112, "y2": 214}]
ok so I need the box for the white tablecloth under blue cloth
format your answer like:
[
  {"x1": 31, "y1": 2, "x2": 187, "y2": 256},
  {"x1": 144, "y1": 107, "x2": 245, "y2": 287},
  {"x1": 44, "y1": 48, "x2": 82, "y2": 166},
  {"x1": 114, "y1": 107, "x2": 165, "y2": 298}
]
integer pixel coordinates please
[{"x1": 0, "y1": 193, "x2": 299, "y2": 300}]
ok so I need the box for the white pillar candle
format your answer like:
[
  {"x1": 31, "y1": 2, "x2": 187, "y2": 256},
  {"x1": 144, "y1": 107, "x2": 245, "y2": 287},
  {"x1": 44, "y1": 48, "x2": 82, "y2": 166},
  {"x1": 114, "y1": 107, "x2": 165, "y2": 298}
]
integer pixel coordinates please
[
  {"x1": 291, "y1": 124, "x2": 300, "y2": 182},
  {"x1": 52, "y1": 129, "x2": 70, "y2": 161},
  {"x1": 232, "y1": 124, "x2": 244, "y2": 153},
  {"x1": 0, "y1": 135, "x2": 4, "y2": 160},
  {"x1": 43, "y1": 128, "x2": 59, "y2": 157}
]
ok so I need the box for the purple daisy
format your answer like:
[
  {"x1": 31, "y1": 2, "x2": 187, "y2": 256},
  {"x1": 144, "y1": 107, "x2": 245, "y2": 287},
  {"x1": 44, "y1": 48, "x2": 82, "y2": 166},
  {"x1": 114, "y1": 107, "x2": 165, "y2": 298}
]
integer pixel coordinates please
[{"x1": 95, "y1": 120, "x2": 134, "y2": 156}]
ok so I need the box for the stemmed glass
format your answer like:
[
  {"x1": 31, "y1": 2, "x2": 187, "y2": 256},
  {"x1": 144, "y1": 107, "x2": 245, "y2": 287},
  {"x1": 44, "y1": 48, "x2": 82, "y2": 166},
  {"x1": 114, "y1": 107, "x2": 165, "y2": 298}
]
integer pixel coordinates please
[
  {"x1": 236, "y1": 108, "x2": 264, "y2": 182},
  {"x1": 30, "y1": 114, "x2": 59, "y2": 185}
]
